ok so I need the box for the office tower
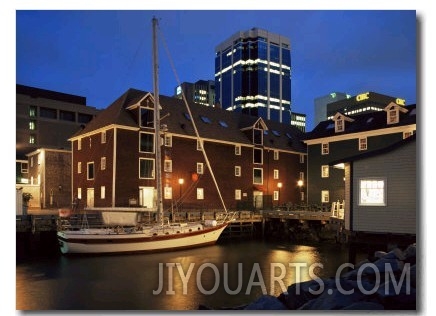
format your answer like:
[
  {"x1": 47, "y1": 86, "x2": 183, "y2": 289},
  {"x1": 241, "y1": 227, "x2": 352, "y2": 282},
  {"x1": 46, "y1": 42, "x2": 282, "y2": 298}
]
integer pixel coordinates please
[
  {"x1": 174, "y1": 80, "x2": 216, "y2": 107},
  {"x1": 314, "y1": 92, "x2": 350, "y2": 126},
  {"x1": 215, "y1": 28, "x2": 291, "y2": 123}
]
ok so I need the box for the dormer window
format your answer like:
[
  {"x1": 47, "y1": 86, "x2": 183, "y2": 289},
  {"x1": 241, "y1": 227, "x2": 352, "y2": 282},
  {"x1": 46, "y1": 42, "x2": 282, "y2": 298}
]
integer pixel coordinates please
[
  {"x1": 332, "y1": 113, "x2": 353, "y2": 133},
  {"x1": 335, "y1": 119, "x2": 344, "y2": 132},
  {"x1": 384, "y1": 102, "x2": 408, "y2": 125},
  {"x1": 388, "y1": 108, "x2": 399, "y2": 124},
  {"x1": 253, "y1": 128, "x2": 263, "y2": 145}
]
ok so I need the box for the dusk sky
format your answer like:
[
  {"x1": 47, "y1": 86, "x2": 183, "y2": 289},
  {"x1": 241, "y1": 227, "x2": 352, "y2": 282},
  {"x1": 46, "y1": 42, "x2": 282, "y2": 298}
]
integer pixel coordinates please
[{"x1": 16, "y1": 9, "x2": 417, "y2": 131}]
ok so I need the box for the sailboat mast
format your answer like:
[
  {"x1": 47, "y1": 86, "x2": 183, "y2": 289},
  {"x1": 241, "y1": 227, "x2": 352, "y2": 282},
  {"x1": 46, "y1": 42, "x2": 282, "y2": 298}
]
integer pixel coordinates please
[{"x1": 152, "y1": 17, "x2": 164, "y2": 226}]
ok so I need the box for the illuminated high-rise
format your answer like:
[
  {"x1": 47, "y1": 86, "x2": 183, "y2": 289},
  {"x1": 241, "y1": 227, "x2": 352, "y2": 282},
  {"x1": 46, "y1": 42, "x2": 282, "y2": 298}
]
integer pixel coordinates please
[{"x1": 215, "y1": 28, "x2": 291, "y2": 123}]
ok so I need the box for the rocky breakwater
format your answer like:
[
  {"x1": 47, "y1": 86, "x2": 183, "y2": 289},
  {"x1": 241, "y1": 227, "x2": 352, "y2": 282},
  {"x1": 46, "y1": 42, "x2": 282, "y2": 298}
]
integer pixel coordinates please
[{"x1": 200, "y1": 243, "x2": 416, "y2": 310}]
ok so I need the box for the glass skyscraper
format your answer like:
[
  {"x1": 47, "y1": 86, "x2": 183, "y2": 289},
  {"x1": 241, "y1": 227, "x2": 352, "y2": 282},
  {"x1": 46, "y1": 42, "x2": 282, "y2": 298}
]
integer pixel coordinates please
[{"x1": 215, "y1": 28, "x2": 291, "y2": 123}]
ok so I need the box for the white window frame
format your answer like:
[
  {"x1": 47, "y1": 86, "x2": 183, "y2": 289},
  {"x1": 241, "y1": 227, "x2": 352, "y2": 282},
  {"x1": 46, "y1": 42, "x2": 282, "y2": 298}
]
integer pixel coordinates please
[
  {"x1": 273, "y1": 150, "x2": 279, "y2": 160},
  {"x1": 253, "y1": 148, "x2": 263, "y2": 164},
  {"x1": 253, "y1": 168, "x2": 263, "y2": 185},
  {"x1": 321, "y1": 165, "x2": 329, "y2": 178},
  {"x1": 77, "y1": 162, "x2": 82, "y2": 174},
  {"x1": 87, "y1": 162, "x2": 95, "y2": 180},
  {"x1": 388, "y1": 109, "x2": 399, "y2": 124},
  {"x1": 101, "y1": 186, "x2": 106, "y2": 199},
  {"x1": 78, "y1": 138, "x2": 82, "y2": 150},
  {"x1": 197, "y1": 139, "x2": 203, "y2": 151},
  {"x1": 300, "y1": 154, "x2": 304, "y2": 164},
  {"x1": 77, "y1": 188, "x2": 82, "y2": 199},
  {"x1": 299, "y1": 172, "x2": 305, "y2": 182},
  {"x1": 101, "y1": 131, "x2": 106, "y2": 144},
  {"x1": 164, "y1": 159, "x2": 173, "y2": 173},
  {"x1": 164, "y1": 134, "x2": 172, "y2": 147},
  {"x1": 235, "y1": 166, "x2": 241, "y2": 177},
  {"x1": 139, "y1": 132, "x2": 155, "y2": 153},
  {"x1": 164, "y1": 186, "x2": 173, "y2": 199},
  {"x1": 335, "y1": 119, "x2": 344, "y2": 132},
  {"x1": 273, "y1": 169, "x2": 279, "y2": 180},
  {"x1": 101, "y1": 157, "x2": 106, "y2": 170},
  {"x1": 235, "y1": 189, "x2": 242, "y2": 200},
  {"x1": 403, "y1": 131, "x2": 413, "y2": 139},
  {"x1": 321, "y1": 190, "x2": 329, "y2": 203},
  {"x1": 359, "y1": 137, "x2": 367, "y2": 151},
  {"x1": 197, "y1": 188, "x2": 204, "y2": 200},
  {"x1": 273, "y1": 190, "x2": 279, "y2": 201},
  {"x1": 321, "y1": 143, "x2": 329, "y2": 155},
  {"x1": 139, "y1": 158, "x2": 155, "y2": 179},
  {"x1": 359, "y1": 178, "x2": 386, "y2": 206},
  {"x1": 197, "y1": 162, "x2": 204, "y2": 174},
  {"x1": 235, "y1": 145, "x2": 241, "y2": 155}
]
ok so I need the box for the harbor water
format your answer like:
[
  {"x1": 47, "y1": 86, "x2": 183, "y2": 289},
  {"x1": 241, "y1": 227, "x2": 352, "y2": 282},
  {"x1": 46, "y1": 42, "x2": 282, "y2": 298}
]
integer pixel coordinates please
[{"x1": 16, "y1": 239, "x2": 366, "y2": 310}]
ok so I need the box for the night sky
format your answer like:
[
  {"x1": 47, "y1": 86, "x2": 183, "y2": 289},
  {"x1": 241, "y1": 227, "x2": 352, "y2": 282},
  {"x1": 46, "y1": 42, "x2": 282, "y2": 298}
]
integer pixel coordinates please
[{"x1": 16, "y1": 9, "x2": 417, "y2": 131}]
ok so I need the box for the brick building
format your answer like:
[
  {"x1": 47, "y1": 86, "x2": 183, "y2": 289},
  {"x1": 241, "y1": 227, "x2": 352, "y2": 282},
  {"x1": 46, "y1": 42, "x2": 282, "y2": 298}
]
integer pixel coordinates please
[{"x1": 70, "y1": 88, "x2": 307, "y2": 212}]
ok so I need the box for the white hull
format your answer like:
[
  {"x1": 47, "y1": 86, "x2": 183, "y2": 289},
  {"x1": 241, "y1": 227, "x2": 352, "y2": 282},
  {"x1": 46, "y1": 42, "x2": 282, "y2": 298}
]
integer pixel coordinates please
[{"x1": 57, "y1": 222, "x2": 229, "y2": 254}]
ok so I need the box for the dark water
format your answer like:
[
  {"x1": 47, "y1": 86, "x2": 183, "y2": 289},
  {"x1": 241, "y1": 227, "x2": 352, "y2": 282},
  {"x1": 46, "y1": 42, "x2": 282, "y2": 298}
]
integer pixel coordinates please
[{"x1": 16, "y1": 239, "x2": 365, "y2": 311}]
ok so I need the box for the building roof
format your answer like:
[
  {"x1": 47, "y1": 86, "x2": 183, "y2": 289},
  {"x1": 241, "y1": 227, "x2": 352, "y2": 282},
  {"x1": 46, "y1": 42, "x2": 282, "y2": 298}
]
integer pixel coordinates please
[
  {"x1": 304, "y1": 103, "x2": 416, "y2": 140},
  {"x1": 71, "y1": 88, "x2": 307, "y2": 153}
]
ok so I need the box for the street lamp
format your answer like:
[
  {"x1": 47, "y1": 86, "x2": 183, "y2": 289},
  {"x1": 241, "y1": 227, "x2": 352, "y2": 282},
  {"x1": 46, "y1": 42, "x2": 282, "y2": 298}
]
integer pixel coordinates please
[
  {"x1": 178, "y1": 178, "x2": 184, "y2": 199},
  {"x1": 297, "y1": 180, "x2": 304, "y2": 202},
  {"x1": 277, "y1": 182, "x2": 282, "y2": 207}
]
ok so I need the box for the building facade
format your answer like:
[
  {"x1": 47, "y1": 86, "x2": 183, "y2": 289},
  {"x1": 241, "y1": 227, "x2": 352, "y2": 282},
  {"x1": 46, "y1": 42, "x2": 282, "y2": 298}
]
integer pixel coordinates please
[
  {"x1": 16, "y1": 84, "x2": 100, "y2": 183},
  {"x1": 70, "y1": 89, "x2": 306, "y2": 212},
  {"x1": 331, "y1": 135, "x2": 416, "y2": 236},
  {"x1": 303, "y1": 102, "x2": 416, "y2": 207},
  {"x1": 174, "y1": 80, "x2": 216, "y2": 107},
  {"x1": 291, "y1": 112, "x2": 306, "y2": 133},
  {"x1": 214, "y1": 28, "x2": 291, "y2": 124}
]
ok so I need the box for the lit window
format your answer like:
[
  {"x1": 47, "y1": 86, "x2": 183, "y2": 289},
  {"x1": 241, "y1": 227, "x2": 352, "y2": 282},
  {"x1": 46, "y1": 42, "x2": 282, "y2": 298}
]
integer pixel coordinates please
[
  {"x1": 101, "y1": 186, "x2": 106, "y2": 199},
  {"x1": 29, "y1": 135, "x2": 35, "y2": 144},
  {"x1": 164, "y1": 187, "x2": 173, "y2": 200},
  {"x1": 101, "y1": 131, "x2": 106, "y2": 144},
  {"x1": 29, "y1": 120, "x2": 36, "y2": 130},
  {"x1": 321, "y1": 190, "x2": 329, "y2": 203},
  {"x1": 273, "y1": 191, "x2": 279, "y2": 201},
  {"x1": 321, "y1": 165, "x2": 329, "y2": 178},
  {"x1": 78, "y1": 139, "x2": 82, "y2": 150},
  {"x1": 78, "y1": 162, "x2": 82, "y2": 174},
  {"x1": 197, "y1": 188, "x2": 204, "y2": 200},
  {"x1": 359, "y1": 179, "x2": 386, "y2": 206},
  {"x1": 101, "y1": 157, "x2": 106, "y2": 170},
  {"x1": 235, "y1": 189, "x2": 241, "y2": 200}
]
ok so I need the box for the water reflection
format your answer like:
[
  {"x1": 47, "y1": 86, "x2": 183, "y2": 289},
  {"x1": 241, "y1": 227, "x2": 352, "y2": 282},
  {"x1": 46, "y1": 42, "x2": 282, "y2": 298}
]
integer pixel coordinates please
[{"x1": 16, "y1": 240, "x2": 354, "y2": 310}]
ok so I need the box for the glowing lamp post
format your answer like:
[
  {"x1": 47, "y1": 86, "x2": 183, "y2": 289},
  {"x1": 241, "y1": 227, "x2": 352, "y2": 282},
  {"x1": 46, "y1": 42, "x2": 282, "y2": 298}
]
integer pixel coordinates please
[
  {"x1": 297, "y1": 180, "x2": 304, "y2": 202},
  {"x1": 277, "y1": 182, "x2": 282, "y2": 207}
]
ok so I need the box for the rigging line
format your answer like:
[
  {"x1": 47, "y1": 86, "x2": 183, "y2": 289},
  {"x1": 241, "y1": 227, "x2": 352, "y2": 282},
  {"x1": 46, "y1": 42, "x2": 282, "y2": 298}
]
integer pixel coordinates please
[{"x1": 158, "y1": 25, "x2": 228, "y2": 214}]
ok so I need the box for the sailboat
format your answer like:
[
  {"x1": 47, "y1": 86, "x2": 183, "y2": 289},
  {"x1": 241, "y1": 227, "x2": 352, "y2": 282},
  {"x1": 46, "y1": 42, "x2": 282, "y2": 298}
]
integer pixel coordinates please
[{"x1": 56, "y1": 17, "x2": 235, "y2": 255}]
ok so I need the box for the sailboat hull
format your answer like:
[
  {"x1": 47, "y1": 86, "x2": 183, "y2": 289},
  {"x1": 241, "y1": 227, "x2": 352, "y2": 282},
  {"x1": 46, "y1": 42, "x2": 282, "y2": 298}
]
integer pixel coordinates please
[{"x1": 57, "y1": 223, "x2": 229, "y2": 255}]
